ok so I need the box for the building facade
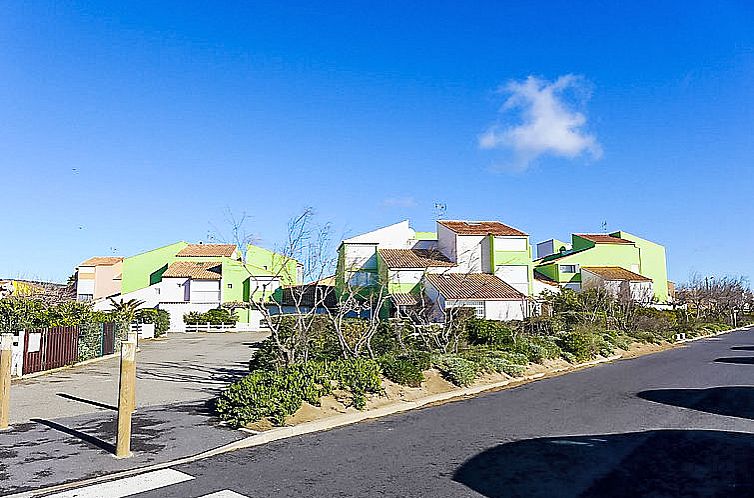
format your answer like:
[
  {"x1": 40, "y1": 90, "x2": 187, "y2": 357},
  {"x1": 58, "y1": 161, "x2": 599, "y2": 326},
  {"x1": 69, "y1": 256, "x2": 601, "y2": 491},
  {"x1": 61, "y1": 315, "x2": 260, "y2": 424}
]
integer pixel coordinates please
[{"x1": 78, "y1": 242, "x2": 299, "y2": 331}]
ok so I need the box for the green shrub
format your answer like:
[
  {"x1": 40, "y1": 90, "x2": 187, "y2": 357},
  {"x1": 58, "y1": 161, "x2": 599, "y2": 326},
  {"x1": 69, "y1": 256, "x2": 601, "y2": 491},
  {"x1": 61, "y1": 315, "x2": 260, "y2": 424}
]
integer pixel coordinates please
[
  {"x1": 628, "y1": 329, "x2": 662, "y2": 344},
  {"x1": 379, "y1": 355, "x2": 425, "y2": 387},
  {"x1": 78, "y1": 322, "x2": 103, "y2": 361},
  {"x1": 505, "y1": 335, "x2": 562, "y2": 363},
  {"x1": 184, "y1": 308, "x2": 238, "y2": 325},
  {"x1": 249, "y1": 338, "x2": 280, "y2": 371},
  {"x1": 602, "y1": 329, "x2": 632, "y2": 351},
  {"x1": 135, "y1": 308, "x2": 170, "y2": 337},
  {"x1": 521, "y1": 315, "x2": 566, "y2": 335},
  {"x1": 458, "y1": 348, "x2": 527, "y2": 377},
  {"x1": 434, "y1": 354, "x2": 477, "y2": 387},
  {"x1": 216, "y1": 358, "x2": 382, "y2": 427},
  {"x1": 558, "y1": 326, "x2": 605, "y2": 363},
  {"x1": 467, "y1": 319, "x2": 514, "y2": 347},
  {"x1": 634, "y1": 308, "x2": 677, "y2": 337}
]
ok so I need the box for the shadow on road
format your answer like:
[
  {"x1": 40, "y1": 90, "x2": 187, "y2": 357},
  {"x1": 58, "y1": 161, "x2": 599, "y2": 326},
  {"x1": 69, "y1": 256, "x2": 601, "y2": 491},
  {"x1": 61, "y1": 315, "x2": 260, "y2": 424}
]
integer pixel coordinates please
[
  {"x1": 30, "y1": 418, "x2": 116, "y2": 454},
  {"x1": 453, "y1": 430, "x2": 754, "y2": 497},
  {"x1": 637, "y1": 386, "x2": 754, "y2": 419},
  {"x1": 137, "y1": 361, "x2": 249, "y2": 391},
  {"x1": 714, "y1": 357, "x2": 754, "y2": 365},
  {"x1": 731, "y1": 346, "x2": 754, "y2": 351},
  {"x1": 56, "y1": 392, "x2": 118, "y2": 411}
]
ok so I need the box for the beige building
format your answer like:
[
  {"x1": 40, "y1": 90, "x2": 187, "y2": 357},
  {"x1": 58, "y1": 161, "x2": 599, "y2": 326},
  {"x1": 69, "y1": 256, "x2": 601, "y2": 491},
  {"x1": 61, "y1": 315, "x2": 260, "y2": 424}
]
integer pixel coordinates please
[{"x1": 76, "y1": 257, "x2": 123, "y2": 301}]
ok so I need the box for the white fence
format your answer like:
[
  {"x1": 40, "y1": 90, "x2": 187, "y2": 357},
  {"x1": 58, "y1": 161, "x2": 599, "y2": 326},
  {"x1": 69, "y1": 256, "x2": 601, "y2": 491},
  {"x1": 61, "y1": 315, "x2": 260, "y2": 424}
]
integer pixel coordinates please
[
  {"x1": 182, "y1": 322, "x2": 266, "y2": 333},
  {"x1": 131, "y1": 323, "x2": 155, "y2": 339}
]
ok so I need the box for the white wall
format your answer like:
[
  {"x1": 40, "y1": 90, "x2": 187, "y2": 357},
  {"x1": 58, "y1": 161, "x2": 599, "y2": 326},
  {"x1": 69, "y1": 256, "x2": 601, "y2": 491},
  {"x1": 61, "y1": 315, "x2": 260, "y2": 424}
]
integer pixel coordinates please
[
  {"x1": 389, "y1": 269, "x2": 424, "y2": 286},
  {"x1": 94, "y1": 284, "x2": 162, "y2": 310},
  {"x1": 343, "y1": 243, "x2": 378, "y2": 270},
  {"x1": 629, "y1": 281, "x2": 654, "y2": 302},
  {"x1": 495, "y1": 237, "x2": 527, "y2": 252},
  {"x1": 580, "y1": 271, "x2": 603, "y2": 291},
  {"x1": 455, "y1": 235, "x2": 486, "y2": 272},
  {"x1": 160, "y1": 277, "x2": 189, "y2": 302},
  {"x1": 483, "y1": 300, "x2": 526, "y2": 321},
  {"x1": 495, "y1": 265, "x2": 529, "y2": 295},
  {"x1": 343, "y1": 220, "x2": 415, "y2": 248},
  {"x1": 189, "y1": 279, "x2": 221, "y2": 302},
  {"x1": 422, "y1": 277, "x2": 446, "y2": 322},
  {"x1": 436, "y1": 223, "x2": 457, "y2": 263},
  {"x1": 160, "y1": 302, "x2": 218, "y2": 332},
  {"x1": 532, "y1": 279, "x2": 561, "y2": 297}
]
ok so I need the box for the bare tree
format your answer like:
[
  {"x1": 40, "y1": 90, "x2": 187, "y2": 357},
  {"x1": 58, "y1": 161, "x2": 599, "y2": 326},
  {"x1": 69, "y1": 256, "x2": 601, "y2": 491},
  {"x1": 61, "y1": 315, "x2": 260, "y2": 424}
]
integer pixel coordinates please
[{"x1": 236, "y1": 208, "x2": 338, "y2": 366}]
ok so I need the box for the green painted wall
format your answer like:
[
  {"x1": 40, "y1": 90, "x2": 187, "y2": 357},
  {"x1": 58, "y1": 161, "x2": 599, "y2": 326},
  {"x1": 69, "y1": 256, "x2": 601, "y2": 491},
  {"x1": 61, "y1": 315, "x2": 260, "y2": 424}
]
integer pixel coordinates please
[
  {"x1": 121, "y1": 242, "x2": 188, "y2": 294},
  {"x1": 245, "y1": 245, "x2": 298, "y2": 285},
  {"x1": 535, "y1": 243, "x2": 641, "y2": 286},
  {"x1": 489, "y1": 235, "x2": 535, "y2": 295},
  {"x1": 611, "y1": 231, "x2": 669, "y2": 302},
  {"x1": 414, "y1": 231, "x2": 437, "y2": 241},
  {"x1": 535, "y1": 263, "x2": 558, "y2": 281}
]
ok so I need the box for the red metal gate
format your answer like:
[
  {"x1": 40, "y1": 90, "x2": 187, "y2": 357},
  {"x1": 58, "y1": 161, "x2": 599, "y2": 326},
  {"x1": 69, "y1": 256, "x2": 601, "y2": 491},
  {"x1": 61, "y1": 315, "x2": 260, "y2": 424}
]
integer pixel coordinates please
[{"x1": 22, "y1": 326, "x2": 80, "y2": 375}]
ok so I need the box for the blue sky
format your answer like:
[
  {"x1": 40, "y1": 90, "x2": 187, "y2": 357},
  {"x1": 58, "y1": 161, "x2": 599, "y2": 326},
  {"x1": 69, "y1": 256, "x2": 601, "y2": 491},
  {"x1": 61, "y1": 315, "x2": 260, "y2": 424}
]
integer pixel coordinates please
[{"x1": 1, "y1": 1, "x2": 753, "y2": 283}]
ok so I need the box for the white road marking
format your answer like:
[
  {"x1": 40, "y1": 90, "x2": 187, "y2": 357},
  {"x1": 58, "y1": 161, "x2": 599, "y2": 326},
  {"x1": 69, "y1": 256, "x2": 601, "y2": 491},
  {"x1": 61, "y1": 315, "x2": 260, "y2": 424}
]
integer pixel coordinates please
[
  {"x1": 199, "y1": 491, "x2": 249, "y2": 498},
  {"x1": 43, "y1": 469, "x2": 195, "y2": 498}
]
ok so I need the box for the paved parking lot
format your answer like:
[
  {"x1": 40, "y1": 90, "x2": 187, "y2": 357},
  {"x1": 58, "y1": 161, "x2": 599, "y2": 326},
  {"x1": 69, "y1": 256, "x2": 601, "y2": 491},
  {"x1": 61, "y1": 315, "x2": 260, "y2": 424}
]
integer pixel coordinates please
[{"x1": 8, "y1": 331, "x2": 267, "y2": 424}]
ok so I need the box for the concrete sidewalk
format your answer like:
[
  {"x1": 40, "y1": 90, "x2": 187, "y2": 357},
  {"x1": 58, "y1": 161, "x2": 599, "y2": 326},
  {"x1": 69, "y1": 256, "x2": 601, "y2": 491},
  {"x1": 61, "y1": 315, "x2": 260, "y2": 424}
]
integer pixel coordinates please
[{"x1": 0, "y1": 332, "x2": 265, "y2": 495}]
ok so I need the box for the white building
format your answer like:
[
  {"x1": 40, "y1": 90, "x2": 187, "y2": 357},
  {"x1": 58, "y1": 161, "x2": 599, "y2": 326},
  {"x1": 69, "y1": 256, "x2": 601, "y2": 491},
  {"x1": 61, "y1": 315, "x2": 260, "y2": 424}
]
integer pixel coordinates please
[{"x1": 580, "y1": 266, "x2": 654, "y2": 302}]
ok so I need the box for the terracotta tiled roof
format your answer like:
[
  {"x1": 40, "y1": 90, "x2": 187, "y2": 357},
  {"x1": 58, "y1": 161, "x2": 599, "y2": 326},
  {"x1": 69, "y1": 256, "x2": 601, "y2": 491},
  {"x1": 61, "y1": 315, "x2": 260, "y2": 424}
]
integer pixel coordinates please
[
  {"x1": 581, "y1": 266, "x2": 652, "y2": 282},
  {"x1": 163, "y1": 261, "x2": 222, "y2": 280},
  {"x1": 378, "y1": 248, "x2": 455, "y2": 268},
  {"x1": 438, "y1": 220, "x2": 527, "y2": 237},
  {"x1": 575, "y1": 234, "x2": 633, "y2": 245},
  {"x1": 176, "y1": 244, "x2": 237, "y2": 258},
  {"x1": 390, "y1": 293, "x2": 421, "y2": 306},
  {"x1": 79, "y1": 257, "x2": 123, "y2": 267},
  {"x1": 425, "y1": 273, "x2": 525, "y2": 300}
]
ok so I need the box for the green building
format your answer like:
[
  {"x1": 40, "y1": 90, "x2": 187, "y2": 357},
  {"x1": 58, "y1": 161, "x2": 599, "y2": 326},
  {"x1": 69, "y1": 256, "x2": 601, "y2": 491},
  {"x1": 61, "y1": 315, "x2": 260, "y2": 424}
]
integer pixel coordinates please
[
  {"x1": 93, "y1": 242, "x2": 299, "y2": 331},
  {"x1": 534, "y1": 231, "x2": 669, "y2": 302}
]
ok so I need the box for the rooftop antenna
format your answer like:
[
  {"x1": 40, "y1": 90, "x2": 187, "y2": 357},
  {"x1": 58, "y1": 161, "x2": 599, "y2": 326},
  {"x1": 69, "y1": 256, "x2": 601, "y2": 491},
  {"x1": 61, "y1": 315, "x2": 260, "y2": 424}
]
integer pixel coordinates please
[
  {"x1": 601, "y1": 220, "x2": 608, "y2": 233},
  {"x1": 433, "y1": 202, "x2": 447, "y2": 220}
]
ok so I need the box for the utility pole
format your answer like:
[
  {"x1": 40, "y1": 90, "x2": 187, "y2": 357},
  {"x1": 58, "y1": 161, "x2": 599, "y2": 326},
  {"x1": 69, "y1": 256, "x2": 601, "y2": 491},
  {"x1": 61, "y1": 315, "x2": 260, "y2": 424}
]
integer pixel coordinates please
[
  {"x1": 115, "y1": 339, "x2": 137, "y2": 458},
  {"x1": 0, "y1": 334, "x2": 12, "y2": 430}
]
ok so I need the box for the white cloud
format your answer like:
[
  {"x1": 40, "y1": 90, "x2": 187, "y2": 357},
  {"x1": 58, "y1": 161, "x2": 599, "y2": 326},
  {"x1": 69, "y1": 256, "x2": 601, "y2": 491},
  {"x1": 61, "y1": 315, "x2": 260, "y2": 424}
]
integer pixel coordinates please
[
  {"x1": 381, "y1": 196, "x2": 417, "y2": 208},
  {"x1": 479, "y1": 74, "x2": 602, "y2": 170}
]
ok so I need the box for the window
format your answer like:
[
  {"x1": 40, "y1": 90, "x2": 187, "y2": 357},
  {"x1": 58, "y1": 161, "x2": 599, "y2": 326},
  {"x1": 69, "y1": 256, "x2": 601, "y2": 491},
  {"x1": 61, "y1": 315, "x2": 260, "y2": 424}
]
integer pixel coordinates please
[
  {"x1": 77, "y1": 294, "x2": 93, "y2": 302},
  {"x1": 348, "y1": 271, "x2": 376, "y2": 287},
  {"x1": 448, "y1": 300, "x2": 485, "y2": 318},
  {"x1": 227, "y1": 283, "x2": 233, "y2": 288},
  {"x1": 560, "y1": 264, "x2": 578, "y2": 274}
]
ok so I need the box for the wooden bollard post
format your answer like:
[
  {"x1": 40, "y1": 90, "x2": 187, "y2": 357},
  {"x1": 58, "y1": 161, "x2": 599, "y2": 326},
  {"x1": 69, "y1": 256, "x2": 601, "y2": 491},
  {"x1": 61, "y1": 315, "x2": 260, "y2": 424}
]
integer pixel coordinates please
[
  {"x1": 127, "y1": 329, "x2": 138, "y2": 412},
  {"x1": 115, "y1": 340, "x2": 136, "y2": 458},
  {"x1": 0, "y1": 333, "x2": 12, "y2": 430}
]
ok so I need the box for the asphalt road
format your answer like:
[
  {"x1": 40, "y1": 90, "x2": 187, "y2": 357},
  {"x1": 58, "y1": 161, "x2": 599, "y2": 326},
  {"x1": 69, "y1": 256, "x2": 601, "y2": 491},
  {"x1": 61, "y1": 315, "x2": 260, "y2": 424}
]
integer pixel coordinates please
[{"x1": 124, "y1": 327, "x2": 754, "y2": 498}]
